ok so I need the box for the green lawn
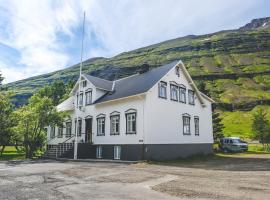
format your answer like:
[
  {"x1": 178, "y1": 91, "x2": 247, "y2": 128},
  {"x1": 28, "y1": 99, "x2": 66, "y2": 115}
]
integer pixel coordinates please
[{"x1": 0, "y1": 146, "x2": 25, "y2": 160}]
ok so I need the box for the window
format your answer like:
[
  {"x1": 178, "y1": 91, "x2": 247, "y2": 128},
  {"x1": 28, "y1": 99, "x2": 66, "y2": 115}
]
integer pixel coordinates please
[
  {"x1": 188, "y1": 90, "x2": 195, "y2": 105},
  {"x1": 175, "y1": 66, "x2": 180, "y2": 77},
  {"x1": 66, "y1": 122, "x2": 72, "y2": 137},
  {"x1": 50, "y1": 126, "x2": 55, "y2": 139},
  {"x1": 182, "y1": 115, "x2": 191, "y2": 135},
  {"x1": 79, "y1": 93, "x2": 83, "y2": 106},
  {"x1": 158, "y1": 81, "x2": 167, "y2": 99},
  {"x1": 76, "y1": 94, "x2": 79, "y2": 107},
  {"x1": 96, "y1": 146, "x2": 102, "y2": 158},
  {"x1": 170, "y1": 84, "x2": 178, "y2": 101},
  {"x1": 194, "y1": 117, "x2": 199, "y2": 136},
  {"x1": 97, "y1": 117, "x2": 105, "y2": 136},
  {"x1": 82, "y1": 80, "x2": 87, "y2": 87},
  {"x1": 179, "y1": 86, "x2": 186, "y2": 103},
  {"x1": 57, "y1": 127, "x2": 63, "y2": 138},
  {"x1": 75, "y1": 119, "x2": 82, "y2": 137},
  {"x1": 114, "y1": 146, "x2": 121, "y2": 160},
  {"x1": 126, "y1": 112, "x2": 136, "y2": 134},
  {"x1": 110, "y1": 115, "x2": 120, "y2": 135},
  {"x1": 85, "y1": 91, "x2": 92, "y2": 105}
]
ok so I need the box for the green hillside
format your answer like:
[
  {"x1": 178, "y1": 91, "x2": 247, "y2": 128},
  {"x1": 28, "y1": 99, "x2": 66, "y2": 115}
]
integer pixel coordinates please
[{"x1": 4, "y1": 17, "x2": 270, "y2": 139}]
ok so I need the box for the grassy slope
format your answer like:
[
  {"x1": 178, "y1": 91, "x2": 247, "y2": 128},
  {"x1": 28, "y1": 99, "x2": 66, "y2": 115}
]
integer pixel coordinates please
[
  {"x1": 4, "y1": 26, "x2": 270, "y2": 139},
  {"x1": 221, "y1": 105, "x2": 270, "y2": 139}
]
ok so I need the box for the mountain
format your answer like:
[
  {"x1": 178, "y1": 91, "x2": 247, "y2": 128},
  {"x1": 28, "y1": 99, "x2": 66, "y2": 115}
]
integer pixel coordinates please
[{"x1": 4, "y1": 17, "x2": 270, "y2": 138}]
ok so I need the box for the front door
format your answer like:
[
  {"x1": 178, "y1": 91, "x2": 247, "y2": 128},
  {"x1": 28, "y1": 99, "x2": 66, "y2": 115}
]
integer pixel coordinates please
[{"x1": 85, "y1": 118, "x2": 92, "y2": 143}]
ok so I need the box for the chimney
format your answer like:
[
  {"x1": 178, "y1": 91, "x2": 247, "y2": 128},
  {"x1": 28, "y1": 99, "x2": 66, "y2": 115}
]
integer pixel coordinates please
[{"x1": 138, "y1": 63, "x2": 150, "y2": 74}]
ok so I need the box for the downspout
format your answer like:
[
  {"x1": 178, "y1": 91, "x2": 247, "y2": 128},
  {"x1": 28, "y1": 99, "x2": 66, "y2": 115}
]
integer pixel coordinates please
[{"x1": 138, "y1": 94, "x2": 146, "y2": 160}]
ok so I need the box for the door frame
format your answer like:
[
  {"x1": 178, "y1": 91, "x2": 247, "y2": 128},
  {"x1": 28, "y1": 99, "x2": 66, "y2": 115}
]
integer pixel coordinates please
[{"x1": 85, "y1": 117, "x2": 93, "y2": 143}]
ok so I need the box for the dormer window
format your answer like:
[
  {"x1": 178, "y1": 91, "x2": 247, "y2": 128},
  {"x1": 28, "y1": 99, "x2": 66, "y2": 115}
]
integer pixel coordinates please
[
  {"x1": 82, "y1": 80, "x2": 87, "y2": 87},
  {"x1": 188, "y1": 90, "x2": 195, "y2": 105},
  {"x1": 158, "y1": 81, "x2": 167, "y2": 99},
  {"x1": 79, "y1": 93, "x2": 83, "y2": 106},
  {"x1": 85, "y1": 90, "x2": 92, "y2": 105}
]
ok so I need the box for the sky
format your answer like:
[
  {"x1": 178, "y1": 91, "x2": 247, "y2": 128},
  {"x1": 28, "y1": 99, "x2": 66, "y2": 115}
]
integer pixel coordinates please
[{"x1": 0, "y1": 0, "x2": 270, "y2": 84}]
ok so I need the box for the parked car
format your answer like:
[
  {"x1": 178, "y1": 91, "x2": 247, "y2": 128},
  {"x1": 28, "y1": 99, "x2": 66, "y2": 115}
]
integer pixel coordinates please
[{"x1": 219, "y1": 137, "x2": 248, "y2": 153}]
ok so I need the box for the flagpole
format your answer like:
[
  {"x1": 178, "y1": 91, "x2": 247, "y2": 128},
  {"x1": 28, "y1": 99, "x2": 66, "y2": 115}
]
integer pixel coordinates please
[{"x1": 74, "y1": 11, "x2": 86, "y2": 160}]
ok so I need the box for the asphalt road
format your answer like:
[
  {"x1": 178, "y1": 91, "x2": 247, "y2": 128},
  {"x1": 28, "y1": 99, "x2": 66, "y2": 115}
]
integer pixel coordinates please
[{"x1": 0, "y1": 154, "x2": 270, "y2": 200}]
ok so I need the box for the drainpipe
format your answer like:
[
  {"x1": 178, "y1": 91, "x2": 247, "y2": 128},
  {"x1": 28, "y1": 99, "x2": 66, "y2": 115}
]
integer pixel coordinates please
[{"x1": 138, "y1": 94, "x2": 146, "y2": 160}]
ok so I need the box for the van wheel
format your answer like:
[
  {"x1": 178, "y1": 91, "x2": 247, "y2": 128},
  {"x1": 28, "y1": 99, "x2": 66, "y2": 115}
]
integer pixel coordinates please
[{"x1": 223, "y1": 148, "x2": 228, "y2": 153}]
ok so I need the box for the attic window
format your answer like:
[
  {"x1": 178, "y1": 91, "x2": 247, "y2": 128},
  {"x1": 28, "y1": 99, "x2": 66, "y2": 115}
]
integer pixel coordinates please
[
  {"x1": 175, "y1": 66, "x2": 180, "y2": 77},
  {"x1": 188, "y1": 90, "x2": 195, "y2": 105},
  {"x1": 82, "y1": 80, "x2": 87, "y2": 87},
  {"x1": 158, "y1": 81, "x2": 167, "y2": 99}
]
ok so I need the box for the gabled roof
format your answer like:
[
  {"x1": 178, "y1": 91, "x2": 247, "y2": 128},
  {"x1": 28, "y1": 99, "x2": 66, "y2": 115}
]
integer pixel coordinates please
[
  {"x1": 69, "y1": 60, "x2": 212, "y2": 107},
  {"x1": 95, "y1": 60, "x2": 179, "y2": 104},
  {"x1": 83, "y1": 74, "x2": 113, "y2": 91}
]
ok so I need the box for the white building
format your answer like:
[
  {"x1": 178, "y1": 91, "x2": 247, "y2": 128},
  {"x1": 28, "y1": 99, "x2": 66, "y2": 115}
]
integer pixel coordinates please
[{"x1": 46, "y1": 60, "x2": 214, "y2": 160}]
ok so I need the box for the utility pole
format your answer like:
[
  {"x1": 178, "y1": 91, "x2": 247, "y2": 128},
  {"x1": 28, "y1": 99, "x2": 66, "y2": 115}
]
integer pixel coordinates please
[{"x1": 74, "y1": 11, "x2": 85, "y2": 160}]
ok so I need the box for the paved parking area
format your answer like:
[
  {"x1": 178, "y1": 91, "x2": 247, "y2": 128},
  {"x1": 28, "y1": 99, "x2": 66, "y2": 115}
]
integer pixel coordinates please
[{"x1": 0, "y1": 154, "x2": 270, "y2": 200}]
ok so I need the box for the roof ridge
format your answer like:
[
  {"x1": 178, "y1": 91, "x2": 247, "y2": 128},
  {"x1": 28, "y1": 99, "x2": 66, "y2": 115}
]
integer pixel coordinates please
[
  {"x1": 84, "y1": 73, "x2": 113, "y2": 83},
  {"x1": 115, "y1": 73, "x2": 139, "y2": 82}
]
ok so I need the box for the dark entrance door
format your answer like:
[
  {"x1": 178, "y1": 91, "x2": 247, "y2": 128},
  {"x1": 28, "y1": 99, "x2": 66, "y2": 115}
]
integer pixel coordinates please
[{"x1": 85, "y1": 118, "x2": 92, "y2": 143}]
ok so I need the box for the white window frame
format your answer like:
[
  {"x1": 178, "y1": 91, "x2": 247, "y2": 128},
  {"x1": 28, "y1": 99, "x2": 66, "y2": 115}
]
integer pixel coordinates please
[
  {"x1": 182, "y1": 115, "x2": 191, "y2": 135},
  {"x1": 97, "y1": 116, "x2": 105, "y2": 136},
  {"x1": 85, "y1": 90, "x2": 92, "y2": 105},
  {"x1": 79, "y1": 93, "x2": 83, "y2": 106},
  {"x1": 65, "y1": 122, "x2": 72, "y2": 138},
  {"x1": 82, "y1": 80, "x2": 87, "y2": 87},
  {"x1": 110, "y1": 115, "x2": 120, "y2": 135},
  {"x1": 50, "y1": 126, "x2": 55, "y2": 139},
  {"x1": 96, "y1": 146, "x2": 102, "y2": 158},
  {"x1": 57, "y1": 127, "x2": 63, "y2": 138},
  {"x1": 170, "y1": 84, "x2": 178, "y2": 101},
  {"x1": 126, "y1": 112, "x2": 136, "y2": 134},
  {"x1": 188, "y1": 90, "x2": 195, "y2": 105},
  {"x1": 75, "y1": 119, "x2": 82, "y2": 137},
  {"x1": 194, "y1": 117, "x2": 199, "y2": 136},
  {"x1": 114, "y1": 146, "x2": 121, "y2": 160},
  {"x1": 179, "y1": 86, "x2": 186, "y2": 103},
  {"x1": 158, "y1": 81, "x2": 167, "y2": 99}
]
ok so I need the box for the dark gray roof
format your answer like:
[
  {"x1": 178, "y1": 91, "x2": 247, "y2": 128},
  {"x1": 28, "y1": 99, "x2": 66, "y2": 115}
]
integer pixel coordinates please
[
  {"x1": 83, "y1": 74, "x2": 113, "y2": 91},
  {"x1": 95, "y1": 60, "x2": 179, "y2": 104}
]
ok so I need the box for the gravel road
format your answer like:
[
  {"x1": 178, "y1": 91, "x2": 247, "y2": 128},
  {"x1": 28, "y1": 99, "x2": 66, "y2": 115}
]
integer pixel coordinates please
[{"x1": 0, "y1": 154, "x2": 269, "y2": 200}]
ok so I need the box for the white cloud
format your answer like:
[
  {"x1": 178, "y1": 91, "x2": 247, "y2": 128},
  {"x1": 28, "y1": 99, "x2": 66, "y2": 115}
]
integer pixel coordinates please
[
  {"x1": 0, "y1": 61, "x2": 27, "y2": 84},
  {"x1": 0, "y1": 0, "x2": 267, "y2": 83}
]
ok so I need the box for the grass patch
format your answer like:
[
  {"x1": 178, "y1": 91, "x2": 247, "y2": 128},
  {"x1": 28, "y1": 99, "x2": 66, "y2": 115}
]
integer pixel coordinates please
[
  {"x1": 0, "y1": 146, "x2": 25, "y2": 161},
  {"x1": 248, "y1": 143, "x2": 270, "y2": 154}
]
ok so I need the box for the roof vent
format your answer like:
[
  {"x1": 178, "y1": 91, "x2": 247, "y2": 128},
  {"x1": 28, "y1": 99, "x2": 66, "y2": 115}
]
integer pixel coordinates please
[{"x1": 138, "y1": 63, "x2": 150, "y2": 74}]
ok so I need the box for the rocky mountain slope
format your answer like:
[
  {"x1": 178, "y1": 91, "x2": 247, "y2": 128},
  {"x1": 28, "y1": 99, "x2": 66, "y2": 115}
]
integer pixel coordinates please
[{"x1": 4, "y1": 17, "x2": 270, "y2": 138}]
